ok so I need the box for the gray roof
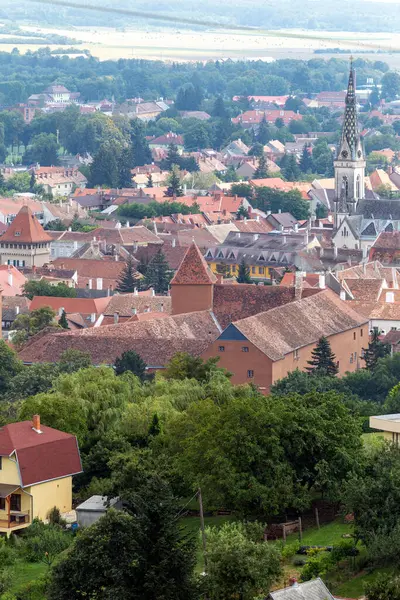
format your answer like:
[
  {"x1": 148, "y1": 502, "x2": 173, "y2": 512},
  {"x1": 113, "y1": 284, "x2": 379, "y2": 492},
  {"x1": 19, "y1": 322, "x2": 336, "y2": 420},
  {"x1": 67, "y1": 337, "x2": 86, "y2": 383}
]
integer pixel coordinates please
[
  {"x1": 356, "y1": 198, "x2": 400, "y2": 220},
  {"x1": 76, "y1": 495, "x2": 120, "y2": 512},
  {"x1": 270, "y1": 578, "x2": 335, "y2": 600}
]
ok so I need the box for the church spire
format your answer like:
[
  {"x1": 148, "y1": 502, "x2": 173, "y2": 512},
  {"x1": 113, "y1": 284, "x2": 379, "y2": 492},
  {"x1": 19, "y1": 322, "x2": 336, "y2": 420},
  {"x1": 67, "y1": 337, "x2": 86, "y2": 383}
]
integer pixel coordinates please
[{"x1": 340, "y1": 59, "x2": 360, "y2": 161}]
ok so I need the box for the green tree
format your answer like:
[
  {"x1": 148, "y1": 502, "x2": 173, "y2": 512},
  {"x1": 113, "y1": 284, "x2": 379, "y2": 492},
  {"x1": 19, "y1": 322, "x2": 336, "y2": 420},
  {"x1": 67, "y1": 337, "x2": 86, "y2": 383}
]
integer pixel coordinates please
[
  {"x1": 89, "y1": 140, "x2": 121, "y2": 188},
  {"x1": 176, "y1": 82, "x2": 202, "y2": 110},
  {"x1": 7, "y1": 362, "x2": 59, "y2": 401},
  {"x1": 206, "y1": 521, "x2": 281, "y2": 600},
  {"x1": 161, "y1": 143, "x2": 181, "y2": 171},
  {"x1": 57, "y1": 349, "x2": 92, "y2": 373},
  {"x1": 13, "y1": 306, "x2": 57, "y2": 348},
  {"x1": 23, "y1": 280, "x2": 77, "y2": 300},
  {"x1": 254, "y1": 187, "x2": 310, "y2": 220},
  {"x1": 253, "y1": 155, "x2": 269, "y2": 179},
  {"x1": 237, "y1": 205, "x2": 250, "y2": 219},
  {"x1": 144, "y1": 249, "x2": 173, "y2": 293},
  {"x1": 130, "y1": 119, "x2": 153, "y2": 167},
  {"x1": 365, "y1": 575, "x2": 400, "y2": 600},
  {"x1": 114, "y1": 350, "x2": 147, "y2": 381},
  {"x1": 0, "y1": 340, "x2": 22, "y2": 394},
  {"x1": 164, "y1": 352, "x2": 230, "y2": 383},
  {"x1": 363, "y1": 327, "x2": 390, "y2": 371},
  {"x1": 166, "y1": 165, "x2": 183, "y2": 197},
  {"x1": 257, "y1": 116, "x2": 272, "y2": 145},
  {"x1": 381, "y1": 71, "x2": 400, "y2": 100},
  {"x1": 306, "y1": 336, "x2": 338, "y2": 376},
  {"x1": 230, "y1": 183, "x2": 253, "y2": 198},
  {"x1": 23, "y1": 521, "x2": 72, "y2": 567},
  {"x1": 236, "y1": 257, "x2": 252, "y2": 284},
  {"x1": 23, "y1": 133, "x2": 60, "y2": 166},
  {"x1": 299, "y1": 143, "x2": 313, "y2": 173},
  {"x1": 315, "y1": 202, "x2": 328, "y2": 218},
  {"x1": 118, "y1": 146, "x2": 134, "y2": 188},
  {"x1": 184, "y1": 121, "x2": 211, "y2": 151},
  {"x1": 283, "y1": 154, "x2": 301, "y2": 181},
  {"x1": 116, "y1": 255, "x2": 141, "y2": 293},
  {"x1": 147, "y1": 173, "x2": 153, "y2": 187},
  {"x1": 312, "y1": 139, "x2": 334, "y2": 176},
  {"x1": 213, "y1": 96, "x2": 228, "y2": 118},
  {"x1": 58, "y1": 310, "x2": 69, "y2": 329}
]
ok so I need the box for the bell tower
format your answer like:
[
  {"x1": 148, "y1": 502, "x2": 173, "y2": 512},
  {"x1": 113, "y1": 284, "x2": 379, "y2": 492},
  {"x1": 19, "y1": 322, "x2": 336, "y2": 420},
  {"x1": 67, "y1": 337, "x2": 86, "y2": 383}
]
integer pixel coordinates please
[{"x1": 334, "y1": 59, "x2": 366, "y2": 228}]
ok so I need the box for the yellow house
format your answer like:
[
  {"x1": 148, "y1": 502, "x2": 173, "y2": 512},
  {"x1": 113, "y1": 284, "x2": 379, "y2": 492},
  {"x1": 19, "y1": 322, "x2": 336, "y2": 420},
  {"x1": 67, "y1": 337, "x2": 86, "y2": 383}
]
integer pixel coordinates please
[
  {"x1": 0, "y1": 415, "x2": 82, "y2": 536},
  {"x1": 370, "y1": 414, "x2": 400, "y2": 444}
]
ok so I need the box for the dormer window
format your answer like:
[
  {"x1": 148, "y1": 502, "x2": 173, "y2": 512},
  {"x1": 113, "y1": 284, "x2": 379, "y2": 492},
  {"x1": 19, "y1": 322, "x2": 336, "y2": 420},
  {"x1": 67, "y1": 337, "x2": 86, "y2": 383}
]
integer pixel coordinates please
[
  {"x1": 228, "y1": 251, "x2": 236, "y2": 260},
  {"x1": 205, "y1": 250, "x2": 213, "y2": 258},
  {"x1": 14, "y1": 231, "x2": 21, "y2": 237},
  {"x1": 217, "y1": 250, "x2": 224, "y2": 259},
  {"x1": 258, "y1": 254, "x2": 265, "y2": 261}
]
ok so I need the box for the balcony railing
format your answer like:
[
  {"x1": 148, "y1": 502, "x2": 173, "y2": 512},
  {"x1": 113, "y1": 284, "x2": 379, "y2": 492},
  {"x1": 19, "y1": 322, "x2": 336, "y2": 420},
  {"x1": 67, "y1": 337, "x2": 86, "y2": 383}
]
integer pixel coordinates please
[{"x1": 0, "y1": 510, "x2": 31, "y2": 529}]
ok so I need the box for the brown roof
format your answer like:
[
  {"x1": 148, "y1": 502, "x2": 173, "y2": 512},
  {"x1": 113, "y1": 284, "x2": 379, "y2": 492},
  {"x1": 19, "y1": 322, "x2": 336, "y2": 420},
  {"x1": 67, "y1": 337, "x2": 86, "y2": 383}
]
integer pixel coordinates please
[
  {"x1": 348, "y1": 300, "x2": 400, "y2": 321},
  {"x1": 213, "y1": 283, "x2": 300, "y2": 329},
  {"x1": 51, "y1": 259, "x2": 127, "y2": 288},
  {"x1": 171, "y1": 243, "x2": 217, "y2": 285},
  {"x1": 235, "y1": 220, "x2": 274, "y2": 234},
  {"x1": 372, "y1": 231, "x2": 400, "y2": 250},
  {"x1": 344, "y1": 278, "x2": 384, "y2": 302},
  {"x1": 103, "y1": 294, "x2": 172, "y2": 317},
  {"x1": 233, "y1": 289, "x2": 368, "y2": 361},
  {"x1": 134, "y1": 242, "x2": 187, "y2": 271},
  {"x1": 18, "y1": 310, "x2": 221, "y2": 366},
  {"x1": 0, "y1": 421, "x2": 82, "y2": 487},
  {"x1": 1, "y1": 206, "x2": 52, "y2": 244},
  {"x1": 29, "y1": 296, "x2": 110, "y2": 315}
]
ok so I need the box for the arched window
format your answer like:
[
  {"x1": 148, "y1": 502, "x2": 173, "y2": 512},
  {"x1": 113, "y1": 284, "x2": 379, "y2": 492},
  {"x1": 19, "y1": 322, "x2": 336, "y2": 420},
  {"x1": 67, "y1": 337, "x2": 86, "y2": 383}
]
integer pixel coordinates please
[
  {"x1": 342, "y1": 176, "x2": 349, "y2": 198},
  {"x1": 356, "y1": 175, "x2": 361, "y2": 199}
]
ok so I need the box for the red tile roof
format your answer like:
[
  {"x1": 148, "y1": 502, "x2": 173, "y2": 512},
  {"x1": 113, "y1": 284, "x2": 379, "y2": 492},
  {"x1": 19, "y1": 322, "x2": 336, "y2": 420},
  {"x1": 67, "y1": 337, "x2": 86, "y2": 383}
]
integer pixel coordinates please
[
  {"x1": 0, "y1": 421, "x2": 82, "y2": 487},
  {"x1": 213, "y1": 283, "x2": 301, "y2": 329},
  {"x1": 29, "y1": 296, "x2": 110, "y2": 315},
  {"x1": 1, "y1": 206, "x2": 52, "y2": 244},
  {"x1": 0, "y1": 266, "x2": 27, "y2": 296},
  {"x1": 18, "y1": 310, "x2": 220, "y2": 366},
  {"x1": 171, "y1": 243, "x2": 217, "y2": 285}
]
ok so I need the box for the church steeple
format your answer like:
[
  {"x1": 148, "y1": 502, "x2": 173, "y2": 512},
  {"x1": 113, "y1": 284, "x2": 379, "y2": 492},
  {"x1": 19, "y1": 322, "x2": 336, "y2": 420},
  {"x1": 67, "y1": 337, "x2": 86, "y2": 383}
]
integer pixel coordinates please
[
  {"x1": 340, "y1": 59, "x2": 362, "y2": 161},
  {"x1": 334, "y1": 59, "x2": 366, "y2": 227}
]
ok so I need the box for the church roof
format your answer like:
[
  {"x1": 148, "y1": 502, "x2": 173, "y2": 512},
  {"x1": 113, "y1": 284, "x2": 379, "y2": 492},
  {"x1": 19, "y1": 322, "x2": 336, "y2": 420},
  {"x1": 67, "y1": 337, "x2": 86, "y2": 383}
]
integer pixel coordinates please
[
  {"x1": 1, "y1": 206, "x2": 52, "y2": 244},
  {"x1": 357, "y1": 198, "x2": 400, "y2": 220},
  {"x1": 341, "y1": 63, "x2": 360, "y2": 159},
  {"x1": 170, "y1": 242, "x2": 217, "y2": 285}
]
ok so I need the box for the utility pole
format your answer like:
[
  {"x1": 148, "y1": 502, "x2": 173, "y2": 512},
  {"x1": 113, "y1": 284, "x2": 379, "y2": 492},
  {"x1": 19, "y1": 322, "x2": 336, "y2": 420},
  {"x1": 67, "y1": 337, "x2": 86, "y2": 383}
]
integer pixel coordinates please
[{"x1": 198, "y1": 488, "x2": 207, "y2": 572}]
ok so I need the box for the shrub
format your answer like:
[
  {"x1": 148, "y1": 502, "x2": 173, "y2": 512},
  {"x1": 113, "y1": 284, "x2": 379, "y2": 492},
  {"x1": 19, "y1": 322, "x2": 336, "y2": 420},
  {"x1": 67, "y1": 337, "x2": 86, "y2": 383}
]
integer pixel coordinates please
[
  {"x1": 47, "y1": 507, "x2": 66, "y2": 528},
  {"x1": 22, "y1": 521, "x2": 72, "y2": 565},
  {"x1": 0, "y1": 537, "x2": 17, "y2": 566},
  {"x1": 0, "y1": 568, "x2": 12, "y2": 594}
]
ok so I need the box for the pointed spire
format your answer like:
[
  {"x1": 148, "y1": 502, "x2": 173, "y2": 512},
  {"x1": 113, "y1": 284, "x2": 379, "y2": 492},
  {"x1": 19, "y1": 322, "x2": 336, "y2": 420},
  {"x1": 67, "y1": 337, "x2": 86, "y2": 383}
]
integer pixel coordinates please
[
  {"x1": 171, "y1": 242, "x2": 217, "y2": 285},
  {"x1": 340, "y1": 59, "x2": 360, "y2": 159}
]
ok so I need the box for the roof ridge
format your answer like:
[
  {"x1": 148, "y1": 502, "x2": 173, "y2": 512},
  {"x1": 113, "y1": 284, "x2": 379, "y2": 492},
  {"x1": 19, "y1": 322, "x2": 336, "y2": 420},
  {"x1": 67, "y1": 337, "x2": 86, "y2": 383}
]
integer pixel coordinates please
[{"x1": 171, "y1": 242, "x2": 217, "y2": 285}]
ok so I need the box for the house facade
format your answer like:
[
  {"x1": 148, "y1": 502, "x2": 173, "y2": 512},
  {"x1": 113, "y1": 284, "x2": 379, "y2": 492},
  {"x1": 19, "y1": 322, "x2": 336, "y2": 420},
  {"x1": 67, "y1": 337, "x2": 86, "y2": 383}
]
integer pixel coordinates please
[
  {"x1": 0, "y1": 206, "x2": 52, "y2": 268},
  {"x1": 0, "y1": 415, "x2": 82, "y2": 535}
]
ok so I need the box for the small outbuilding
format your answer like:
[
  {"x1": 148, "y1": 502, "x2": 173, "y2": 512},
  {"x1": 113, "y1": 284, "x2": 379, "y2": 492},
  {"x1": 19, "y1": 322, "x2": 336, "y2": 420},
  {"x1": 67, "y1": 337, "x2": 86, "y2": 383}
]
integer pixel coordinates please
[{"x1": 75, "y1": 495, "x2": 122, "y2": 528}]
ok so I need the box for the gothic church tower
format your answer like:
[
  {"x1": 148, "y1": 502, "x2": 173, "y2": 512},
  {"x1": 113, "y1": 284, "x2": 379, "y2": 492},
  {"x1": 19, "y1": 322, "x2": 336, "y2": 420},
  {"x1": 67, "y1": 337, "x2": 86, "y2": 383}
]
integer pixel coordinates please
[{"x1": 334, "y1": 60, "x2": 366, "y2": 228}]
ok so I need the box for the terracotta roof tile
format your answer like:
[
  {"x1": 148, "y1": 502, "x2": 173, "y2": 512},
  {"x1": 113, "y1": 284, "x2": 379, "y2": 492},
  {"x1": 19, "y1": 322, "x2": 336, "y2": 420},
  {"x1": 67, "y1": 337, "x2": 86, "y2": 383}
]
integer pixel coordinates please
[
  {"x1": 29, "y1": 295, "x2": 110, "y2": 316},
  {"x1": 171, "y1": 243, "x2": 217, "y2": 285},
  {"x1": 18, "y1": 310, "x2": 220, "y2": 366},
  {"x1": 103, "y1": 294, "x2": 171, "y2": 318},
  {"x1": 213, "y1": 283, "x2": 300, "y2": 329},
  {"x1": 1, "y1": 206, "x2": 52, "y2": 244},
  {"x1": 344, "y1": 278, "x2": 384, "y2": 302},
  {"x1": 233, "y1": 289, "x2": 368, "y2": 361}
]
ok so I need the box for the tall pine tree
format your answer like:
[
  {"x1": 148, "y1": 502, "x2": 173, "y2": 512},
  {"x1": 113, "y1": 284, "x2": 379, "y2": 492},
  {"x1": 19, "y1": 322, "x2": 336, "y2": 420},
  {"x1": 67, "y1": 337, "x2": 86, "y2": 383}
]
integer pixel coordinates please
[
  {"x1": 147, "y1": 173, "x2": 154, "y2": 188},
  {"x1": 236, "y1": 257, "x2": 253, "y2": 284},
  {"x1": 362, "y1": 327, "x2": 390, "y2": 371},
  {"x1": 144, "y1": 249, "x2": 173, "y2": 294},
  {"x1": 58, "y1": 310, "x2": 69, "y2": 329},
  {"x1": 166, "y1": 165, "x2": 183, "y2": 197},
  {"x1": 299, "y1": 144, "x2": 313, "y2": 174},
  {"x1": 254, "y1": 155, "x2": 269, "y2": 179},
  {"x1": 306, "y1": 336, "x2": 338, "y2": 376},
  {"x1": 116, "y1": 255, "x2": 141, "y2": 293},
  {"x1": 257, "y1": 116, "x2": 272, "y2": 145}
]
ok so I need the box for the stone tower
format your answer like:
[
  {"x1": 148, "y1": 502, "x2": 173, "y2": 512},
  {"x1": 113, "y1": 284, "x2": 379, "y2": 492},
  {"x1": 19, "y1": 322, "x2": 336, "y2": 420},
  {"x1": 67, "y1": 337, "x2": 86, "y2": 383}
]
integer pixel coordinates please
[{"x1": 334, "y1": 60, "x2": 366, "y2": 228}]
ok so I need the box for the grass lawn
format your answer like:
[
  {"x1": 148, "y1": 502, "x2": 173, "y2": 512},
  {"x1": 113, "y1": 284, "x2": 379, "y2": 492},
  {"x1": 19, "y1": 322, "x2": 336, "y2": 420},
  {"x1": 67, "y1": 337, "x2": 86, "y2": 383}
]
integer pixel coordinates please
[
  {"x1": 286, "y1": 519, "x2": 353, "y2": 547},
  {"x1": 10, "y1": 560, "x2": 48, "y2": 592},
  {"x1": 333, "y1": 567, "x2": 394, "y2": 598}
]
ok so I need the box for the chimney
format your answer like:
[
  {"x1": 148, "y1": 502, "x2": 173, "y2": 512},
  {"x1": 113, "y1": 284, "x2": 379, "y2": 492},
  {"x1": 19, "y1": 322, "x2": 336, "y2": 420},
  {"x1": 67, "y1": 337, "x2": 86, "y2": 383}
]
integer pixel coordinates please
[
  {"x1": 32, "y1": 414, "x2": 42, "y2": 434},
  {"x1": 15, "y1": 306, "x2": 20, "y2": 315},
  {"x1": 134, "y1": 287, "x2": 139, "y2": 296},
  {"x1": 294, "y1": 223, "x2": 299, "y2": 233},
  {"x1": 151, "y1": 287, "x2": 155, "y2": 296},
  {"x1": 172, "y1": 237, "x2": 176, "y2": 248},
  {"x1": 340, "y1": 289, "x2": 346, "y2": 301},
  {"x1": 132, "y1": 307, "x2": 137, "y2": 315},
  {"x1": 253, "y1": 233, "x2": 259, "y2": 241},
  {"x1": 58, "y1": 307, "x2": 64, "y2": 317},
  {"x1": 160, "y1": 302, "x2": 164, "y2": 312},
  {"x1": 319, "y1": 274, "x2": 326, "y2": 289},
  {"x1": 7, "y1": 269, "x2": 13, "y2": 288},
  {"x1": 333, "y1": 245, "x2": 338, "y2": 258},
  {"x1": 386, "y1": 291, "x2": 395, "y2": 303},
  {"x1": 68, "y1": 226, "x2": 72, "y2": 232},
  {"x1": 115, "y1": 254, "x2": 119, "y2": 262},
  {"x1": 90, "y1": 312, "x2": 96, "y2": 323},
  {"x1": 289, "y1": 578, "x2": 298, "y2": 588},
  {"x1": 114, "y1": 311, "x2": 119, "y2": 324}
]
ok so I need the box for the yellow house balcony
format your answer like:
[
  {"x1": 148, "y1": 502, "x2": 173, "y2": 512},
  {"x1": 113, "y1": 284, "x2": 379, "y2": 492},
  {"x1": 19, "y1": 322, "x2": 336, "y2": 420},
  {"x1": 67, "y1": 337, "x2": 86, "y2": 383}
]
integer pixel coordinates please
[{"x1": 0, "y1": 484, "x2": 32, "y2": 536}]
